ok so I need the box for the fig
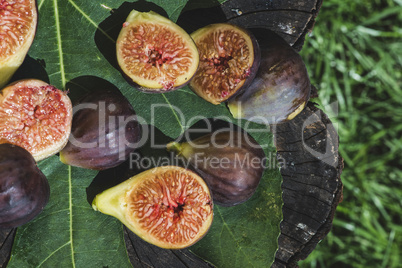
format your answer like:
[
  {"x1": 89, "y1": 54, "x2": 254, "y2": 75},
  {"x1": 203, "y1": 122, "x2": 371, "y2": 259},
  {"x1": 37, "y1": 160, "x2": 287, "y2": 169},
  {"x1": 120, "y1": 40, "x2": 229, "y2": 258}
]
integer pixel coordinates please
[
  {"x1": 92, "y1": 166, "x2": 213, "y2": 249},
  {"x1": 0, "y1": 79, "x2": 73, "y2": 161},
  {"x1": 59, "y1": 87, "x2": 141, "y2": 170},
  {"x1": 227, "y1": 29, "x2": 311, "y2": 125},
  {"x1": 189, "y1": 23, "x2": 260, "y2": 105},
  {"x1": 167, "y1": 130, "x2": 265, "y2": 206},
  {"x1": 0, "y1": 144, "x2": 49, "y2": 229},
  {"x1": 0, "y1": 0, "x2": 38, "y2": 88},
  {"x1": 116, "y1": 10, "x2": 199, "y2": 92}
]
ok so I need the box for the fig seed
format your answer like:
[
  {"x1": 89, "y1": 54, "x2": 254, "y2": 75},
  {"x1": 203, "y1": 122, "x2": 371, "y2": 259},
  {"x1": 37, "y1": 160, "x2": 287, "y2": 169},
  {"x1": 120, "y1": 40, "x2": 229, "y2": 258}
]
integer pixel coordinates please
[
  {"x1": 0, "y1": 79, "x2": 72, "y2": 161},
  {"x1": 189, "y1": 23, "x2": 260, "y2": 104},
  {"x1": 0, "y1": 0, "x2": 37, "y2": 88},
  {"x1": 116, "y1": 10, "x2": 199, "y2": 93}
]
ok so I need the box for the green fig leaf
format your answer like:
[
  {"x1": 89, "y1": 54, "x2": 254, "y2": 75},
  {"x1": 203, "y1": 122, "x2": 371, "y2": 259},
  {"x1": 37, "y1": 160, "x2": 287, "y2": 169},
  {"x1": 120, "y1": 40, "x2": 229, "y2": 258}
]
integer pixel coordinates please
[
  {"x1": 6, "y1": 0, "x2": 282, "y2": 267},
  {"x1": 7, "y1": 156, "x2": 131, "y2": 267}
]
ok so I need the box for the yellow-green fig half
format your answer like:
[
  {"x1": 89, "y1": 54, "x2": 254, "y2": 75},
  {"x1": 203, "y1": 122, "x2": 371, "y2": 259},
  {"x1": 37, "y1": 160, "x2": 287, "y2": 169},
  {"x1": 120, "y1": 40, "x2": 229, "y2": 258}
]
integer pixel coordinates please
[
  {"x1": 0, "y1": 0, "x2": 38, "y2": 88},
  {"x1": 92, "y1": 166, "x2": 213, "y2": 249}
]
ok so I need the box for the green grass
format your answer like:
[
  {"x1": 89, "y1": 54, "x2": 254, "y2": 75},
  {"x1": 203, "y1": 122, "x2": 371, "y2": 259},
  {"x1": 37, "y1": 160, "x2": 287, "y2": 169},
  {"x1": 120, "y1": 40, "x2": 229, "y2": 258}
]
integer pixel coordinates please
[{"x1": 297, "y1": 0, "x2": 402, "y2": 267}]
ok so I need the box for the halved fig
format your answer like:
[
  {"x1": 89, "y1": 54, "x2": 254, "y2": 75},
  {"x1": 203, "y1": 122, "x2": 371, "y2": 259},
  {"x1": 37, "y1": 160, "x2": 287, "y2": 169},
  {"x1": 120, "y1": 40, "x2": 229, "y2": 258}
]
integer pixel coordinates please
[
  {"x1": 227, "y1": 29, "x2": 311, "y2": 125},
  {"x1": 92, "y1": 166, "x2": 213, "y2": 249},
  {"x1": 0, "y1": 143, "x2": 50, "y2": 229},
  {"x1": 116, "y1": 10, "x2": 199, "y2": 93},
  {"x1": 0, "y1": 0, "x2": 37, "y2": 88},
  {"x1": 0, "y1": 79, "x2": 72, "y2": 161},
  {"x1": 60, "y1": 87, "x2": 142, "y2": 170},
  {"x1": 189, "y1": 23, "x2": 260, "y2": 105},
  {"x1": 167, "y1": 130, "x2": 265, "y2": 206}
]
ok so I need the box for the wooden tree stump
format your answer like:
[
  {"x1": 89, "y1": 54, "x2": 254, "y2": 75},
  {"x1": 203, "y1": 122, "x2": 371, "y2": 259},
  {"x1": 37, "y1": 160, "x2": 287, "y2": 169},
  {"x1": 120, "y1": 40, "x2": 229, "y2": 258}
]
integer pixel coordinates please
[
  {"x1": 1, "y1": 0, "x2": 344, "y2": 267},
  {"x1": 272, "y1": 103, "x2": 343, "y2": 267},
  {"x1": 122, "y1": 104, "x2": 343, "y2": 268},
  {"x1": 0, "y1": 230, "x2": 15, "y2": 268}
]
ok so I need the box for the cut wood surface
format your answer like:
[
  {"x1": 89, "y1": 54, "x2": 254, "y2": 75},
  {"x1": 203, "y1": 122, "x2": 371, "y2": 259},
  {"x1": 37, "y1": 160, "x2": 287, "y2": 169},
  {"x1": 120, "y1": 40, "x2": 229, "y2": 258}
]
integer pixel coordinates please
[
  {"x1": 0, "y1": 0, "x2": 344, "y2": 267},
  {"x1": 0, "y1": 230, "x2": 15, "y2": 268},
  {"x1": 271, "y1": 103, "x2": 343, "y2": 267}
]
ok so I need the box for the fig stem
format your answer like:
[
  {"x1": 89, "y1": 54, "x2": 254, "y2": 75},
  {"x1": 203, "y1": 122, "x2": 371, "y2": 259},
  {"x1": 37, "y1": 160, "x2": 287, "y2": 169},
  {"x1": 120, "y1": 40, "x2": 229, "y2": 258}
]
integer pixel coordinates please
[
  {"x1": 166, "y1": 142, "x2": 183, "y2": 154},
  {"x1": 287, "y1": 101, "x2": 306, "y2": 120},
  {"x1": 227, "y1": 102, "x2": 243, "y2": 119},
  {"x1": 59, "y1": 152, "x2": 68, "y2": 165}
]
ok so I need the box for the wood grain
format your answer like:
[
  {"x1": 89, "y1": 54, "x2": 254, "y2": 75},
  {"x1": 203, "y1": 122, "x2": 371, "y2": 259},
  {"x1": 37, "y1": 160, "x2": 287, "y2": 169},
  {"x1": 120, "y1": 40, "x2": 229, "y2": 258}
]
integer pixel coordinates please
[{"x1": 272, "y1": 103, "x2": 343, "y2": 267}]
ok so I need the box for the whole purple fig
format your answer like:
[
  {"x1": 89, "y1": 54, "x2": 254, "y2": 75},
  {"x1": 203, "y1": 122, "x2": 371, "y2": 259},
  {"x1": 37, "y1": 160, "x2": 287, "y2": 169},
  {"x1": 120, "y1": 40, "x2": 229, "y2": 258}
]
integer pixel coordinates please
[
  {"x1": 227, "y1": 29, "x2": 311, "y2": 125},
  {"x1": 59, "y1": 87, "x2": 141, "y2": 170},
  {"x1": 167, "y1": 130, "x2": 265, "y2": 206},
  {"x1": 0, "y1": 144, "x2": 50, "y2": 229}
]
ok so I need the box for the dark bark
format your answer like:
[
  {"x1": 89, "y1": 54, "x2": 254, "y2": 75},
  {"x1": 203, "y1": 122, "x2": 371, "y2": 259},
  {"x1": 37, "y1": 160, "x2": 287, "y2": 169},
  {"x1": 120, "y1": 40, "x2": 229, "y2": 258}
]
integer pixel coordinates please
[
  {"x1": 124, "y1": 228, "x2": 215, "y2": 268},
  {"x1": 0, "y1": 229, "x2": 15, "y2": 268},
  {"x1": 271, "y1": 103, "x2": 344, "y2": 267},
  {"x1": 178, "y1": 0, "x2": 323, "y2": 51}
]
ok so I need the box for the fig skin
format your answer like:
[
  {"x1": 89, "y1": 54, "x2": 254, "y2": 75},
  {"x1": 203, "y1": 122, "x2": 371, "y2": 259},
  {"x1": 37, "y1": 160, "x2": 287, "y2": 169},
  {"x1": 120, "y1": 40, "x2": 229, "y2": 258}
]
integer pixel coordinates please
[
  {"x1": 0, "y1": 144, "x2": 50, "y2": 229},
  {"x1": 0, "y1": 0, "x2": 38, "y2": 88},
  {"x1": 167, "y1": 130, "x2": 265, "y2": 206},
  {"x1": 189, "y1": 23, "x2": 260, "y2": 105},
  {"x1": 92, "y1": 166, "x2": 213, "y2": 249},
  {"x1": 0, "y1": 79, "x2": 73, "y2": 161},
  {"x1": 116, "y1": 10, "x2": 199, "y2": 93},
  {"x1": 59, "y1": 87, "x2": 141, "y2": 170},
  {"x1": 227, "y1": 29, "x2": 311, "y2": 125}
]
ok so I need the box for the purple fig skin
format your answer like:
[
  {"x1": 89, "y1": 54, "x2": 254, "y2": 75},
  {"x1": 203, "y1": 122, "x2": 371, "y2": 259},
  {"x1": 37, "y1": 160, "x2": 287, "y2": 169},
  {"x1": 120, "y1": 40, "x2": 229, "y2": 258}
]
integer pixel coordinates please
[
  {"x1": 167, "y1": 130, "x2": 265, "y2": 206},
  {"x1": 189, "y1": 23, "x2": 261, "y2": 105},
  {"x1": 59, "y1": 88, "x2": 141, "y2": 170},
  {"x1": 0, "y1": 144, "x2": 50, "y2": 229},
  {"x1": 227, "y1": 29, "x2": 311, "y2": 125}
]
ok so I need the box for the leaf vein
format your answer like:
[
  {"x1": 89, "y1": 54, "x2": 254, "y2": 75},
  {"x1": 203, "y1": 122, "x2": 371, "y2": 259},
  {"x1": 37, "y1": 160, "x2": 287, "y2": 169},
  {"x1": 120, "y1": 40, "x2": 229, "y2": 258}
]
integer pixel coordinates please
[
  {"x1": 34, "y1": 208, "x2": 70, "y2": 221},
  {"x1": 53, "y1": 0, "x2": 66, "y2": 87},
  {"x1": 38, "y1": 0, "x2": 46, "y2": 11},
  {"x1": 67, "y1": 0, "x2": 115, "y2": 42},
  {"x1": 37, "y1": 241, "x2": 70, "y2": 267},
  {"x1": 68, "y1": 165, "x2": 76, "y2": 268},
  {"x1": 161, "y1": 94, "x2": 185, "y2": 133},
  {"x1": 216, "y1": 206, "x2": 254, "y2": 266}
]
